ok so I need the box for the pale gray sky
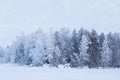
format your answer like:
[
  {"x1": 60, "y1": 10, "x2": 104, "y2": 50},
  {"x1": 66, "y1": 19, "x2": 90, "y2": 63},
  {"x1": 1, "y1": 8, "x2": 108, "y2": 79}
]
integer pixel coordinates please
[{"x1": 0, "y1": 0, "x2": 120, "y2": 47}]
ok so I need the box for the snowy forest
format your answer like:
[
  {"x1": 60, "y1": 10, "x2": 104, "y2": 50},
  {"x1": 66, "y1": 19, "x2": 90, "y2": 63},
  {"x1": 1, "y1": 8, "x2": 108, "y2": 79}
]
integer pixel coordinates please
[{"x1": 0, "y1": 28, "x2": 120, "y2": 68}]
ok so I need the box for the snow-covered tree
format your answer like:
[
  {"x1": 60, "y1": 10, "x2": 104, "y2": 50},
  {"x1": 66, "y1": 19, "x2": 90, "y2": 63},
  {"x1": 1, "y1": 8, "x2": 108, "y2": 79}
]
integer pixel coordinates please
[
  {"x1": 101, "y1": 36, "x2": 112, "y2": 68},
  {"x1": 70, "y1": 30, "x2": 80, "y2": 67},
  {"x1": 54, "y1": 28, "x2": 71, "y2": 65},
  {"x1": 79, "y1": 35, "x2": 89, "y2": 67},
  {"x1": 28, "y1": 29, "x2": 47, "y2": 66},
  {"x1": 44, "y1": 32, "x2": 60, "y2": 67},
  {"x1": 88, "y1": 29, "x2": 101, "y2": 68},
  {"x1": 110, "y1": 33, "x2": 120, "y2": 67}
]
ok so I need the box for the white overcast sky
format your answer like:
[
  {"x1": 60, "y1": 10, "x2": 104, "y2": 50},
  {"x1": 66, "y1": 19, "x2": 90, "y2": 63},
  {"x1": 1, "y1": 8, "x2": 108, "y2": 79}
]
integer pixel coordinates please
[{"x1": 0, "y1": 0, "x2": 120, "y2": 47}]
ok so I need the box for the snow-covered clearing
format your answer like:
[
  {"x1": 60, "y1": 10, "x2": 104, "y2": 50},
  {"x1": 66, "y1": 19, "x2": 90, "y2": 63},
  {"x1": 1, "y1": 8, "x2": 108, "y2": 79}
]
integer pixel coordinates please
[{"x1": 0, "y1": 64, "x2": 119, "y2": 80}]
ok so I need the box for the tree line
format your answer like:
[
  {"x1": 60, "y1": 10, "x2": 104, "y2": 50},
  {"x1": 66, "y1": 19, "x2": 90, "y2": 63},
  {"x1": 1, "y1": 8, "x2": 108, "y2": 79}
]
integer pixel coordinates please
[{"x1": 0, "y1": 28, "x2": 120, "y2": 68}]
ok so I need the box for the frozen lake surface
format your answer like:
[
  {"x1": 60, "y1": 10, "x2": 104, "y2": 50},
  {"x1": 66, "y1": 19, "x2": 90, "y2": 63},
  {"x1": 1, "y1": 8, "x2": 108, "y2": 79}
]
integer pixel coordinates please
[{"x1": 0, "y1": 64, "x2": 119, "y2": 80}]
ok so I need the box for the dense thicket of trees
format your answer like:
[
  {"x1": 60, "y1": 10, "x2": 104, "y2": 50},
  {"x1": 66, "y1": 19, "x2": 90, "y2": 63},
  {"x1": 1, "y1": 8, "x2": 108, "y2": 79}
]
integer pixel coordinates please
[{"x1": 0, "y1": 28, "x2": 120, "y2": 68}]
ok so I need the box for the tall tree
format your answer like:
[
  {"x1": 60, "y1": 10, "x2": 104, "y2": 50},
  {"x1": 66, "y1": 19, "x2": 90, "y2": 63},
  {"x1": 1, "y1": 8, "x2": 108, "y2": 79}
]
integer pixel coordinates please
[
  {"x1": 70, "y1": 30, "x2": 79, "y2": 67},
  {"x1": 79, "y1": 34, "x2": 89, "y2": 67},
  {"x1": 109, "y1": 33, "x2": 120, "y2": 67},
  {"x1": 45, "y1": 32, "x2": 60, "y2": 67},
  {"x1": 29, "y1": 29, "x2": 47, "y2": 66},
  {"x1": 88, "y1": 29, "x2": 101, "y2": 68},
  {"x1": 101, "y1": 36, "x2": 112, "y2": 68}
]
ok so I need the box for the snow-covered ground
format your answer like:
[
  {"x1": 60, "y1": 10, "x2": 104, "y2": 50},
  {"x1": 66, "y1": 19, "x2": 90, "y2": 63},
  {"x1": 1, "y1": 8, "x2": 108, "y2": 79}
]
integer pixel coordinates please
[{"x1": 0, "y1": 64, "x2": 120, "y2": 80}]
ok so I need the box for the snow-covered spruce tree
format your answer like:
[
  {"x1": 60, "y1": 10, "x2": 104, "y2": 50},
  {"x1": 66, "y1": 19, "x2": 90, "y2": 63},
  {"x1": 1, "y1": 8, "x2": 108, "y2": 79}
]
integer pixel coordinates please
[
  {"x1": 106, "y1": 32, "x2": 120, "y2": 67},
  {"x1": 108, "y1": 33, "x2": 120, "y2": 68},
  {"x1": 60, "y1": 28, "x2": 71, "y2": 65},
  {"x1": 28, "y1": 29, "x2": 47, "y2": 66},
  {"x1": 88, "y1": 29, "x2": 101, "y2": 68},
  {"x1": 45, "y1": 32, "x2": 62, "y2": 67},
  {"x1": 79, "y1": 34, "x2": 89, "y2": 68},
  {"x1": 101, "y1": 36, "x2": 112, "y2": 68},
  {"x1": 77, "y1": 28, "x2": 85, "y2": 67},
  {"x1": 107, "y1": 32, "x2": 114, "y2": 67},
  {"x1": 99, "y1": 33, "x2": 105, "y2": 67},
  {"x1": 70, "y1": 30, "x2": 80, "y2": 67},
  {"x1": 53, "y1": 31, "x2": 62, "y2": 66},
  {"x1": 77, "y1": 28, "x2": 90, "y2": 68},
  {"x1": 54, "y1": 28, "x2": 71, "y2": 66}
]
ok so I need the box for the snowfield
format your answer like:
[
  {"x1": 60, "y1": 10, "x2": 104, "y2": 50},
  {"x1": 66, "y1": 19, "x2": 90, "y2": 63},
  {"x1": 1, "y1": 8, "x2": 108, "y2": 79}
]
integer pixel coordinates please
[{"x1": 0, "y1": 64, "x2": 120, "y2": 80}]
